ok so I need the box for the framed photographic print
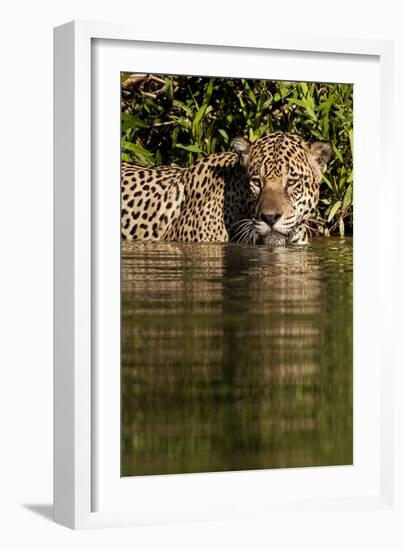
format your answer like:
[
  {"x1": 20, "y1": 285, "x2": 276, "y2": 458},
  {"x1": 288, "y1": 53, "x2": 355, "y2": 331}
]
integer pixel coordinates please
[{"x1": 54, "y1": 21, "x2": 401, "y2": 531}]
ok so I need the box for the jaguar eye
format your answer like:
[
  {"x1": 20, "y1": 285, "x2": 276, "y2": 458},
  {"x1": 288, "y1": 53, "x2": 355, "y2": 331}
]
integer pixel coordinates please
[{"x1": 250, "y1": 176, "x2": 262, "y2": 197}]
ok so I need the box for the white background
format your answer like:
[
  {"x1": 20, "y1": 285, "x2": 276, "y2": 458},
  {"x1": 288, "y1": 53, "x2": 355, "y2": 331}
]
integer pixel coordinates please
[{"x1": 0, "y1": 0, "x2": 402, "y2": 548}]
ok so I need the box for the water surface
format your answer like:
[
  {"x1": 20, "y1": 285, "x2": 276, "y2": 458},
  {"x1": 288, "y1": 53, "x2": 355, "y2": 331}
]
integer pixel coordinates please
[{"x1": 121, "y1": 238, "x2": 353, "y2": 476}]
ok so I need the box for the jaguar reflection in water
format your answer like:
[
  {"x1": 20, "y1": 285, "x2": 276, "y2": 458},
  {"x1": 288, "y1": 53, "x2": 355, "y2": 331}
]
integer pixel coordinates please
[{"x1": 121, "y1": 239, "x2": 352, "y2": 476}]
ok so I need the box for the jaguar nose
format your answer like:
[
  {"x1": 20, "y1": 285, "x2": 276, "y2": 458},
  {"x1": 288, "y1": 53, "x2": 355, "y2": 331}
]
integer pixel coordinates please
[{"x1": 260, "y1": 212, "x2": 282, "y2": 228}]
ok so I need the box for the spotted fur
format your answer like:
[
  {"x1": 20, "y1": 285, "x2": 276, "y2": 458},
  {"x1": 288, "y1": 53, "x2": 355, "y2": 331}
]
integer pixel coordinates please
[
  {"x1": 121, "y1": 132, "x2": 332, "y2": 244},
  {"x1": 231, "y1": 133, "x2": 332, "y2": 245}
]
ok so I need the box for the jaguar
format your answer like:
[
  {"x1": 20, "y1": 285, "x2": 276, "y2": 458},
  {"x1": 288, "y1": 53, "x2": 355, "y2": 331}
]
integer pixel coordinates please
[{"x1": 121, "y1": 132, "x2": 332, "y2": 245}]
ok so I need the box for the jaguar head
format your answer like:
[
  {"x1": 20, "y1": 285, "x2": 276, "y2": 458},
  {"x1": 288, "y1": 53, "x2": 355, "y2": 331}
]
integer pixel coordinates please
[{"x1": 231, "y1": 132, "x2": 332, "y2": 245}]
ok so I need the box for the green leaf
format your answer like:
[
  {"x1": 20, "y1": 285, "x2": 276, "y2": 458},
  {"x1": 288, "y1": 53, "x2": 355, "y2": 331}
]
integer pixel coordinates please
[
  {"x1": 322, "y1": 174, "x2": 335, "y2": 192},
  {"x1": 342, "y1": 184, "x2": 353, "y2": 210},
  {"x1": 155, "y1": 149, "x2": 162, "y2": 165},
  {"x1": 164, "y1": 77, "x2": 173, "y2": 101},
  {"x1": 332, "y1": 143, "x2": 343, "y2": 162},
  {"x1": 339, "y1": 217, "x2": 345, "y2": 236},
  {"x1": 121, "y1": 141, "x2": 154, "y2": 165},
  {"x1": 242, "y1": 79, "x2": 257, "y2": 105},
  {"x1": 121, "y1": 113, "x2": 149, "y2": 130},
  {"x1": 286, "y1": 98, "x2": 317, "y2": 120},
  {"x1": 193, "y1": 104, "x2": 208, "y2": 127},
  {"x1": 172, "y1": 116, "x2": 191, "y2": 130},
  {"x1": 300, "y1": 82, "x2": 309, "y2": 96},
  {"x1": 176, "y1": 143, "x2": 204, "y2": 153},
  {"x1": 218, "y1": 129, "x2": 229, "y2": 142},
  {"x1": 328, "y1": 200, "x2": 342, "y2": 222},
  {"x1": 249, "y1": 127, "x2": 257, "y2": 142},
  {"x1": 172, "y1": 99, "x2": 193, "y2": 117},
  {"x1": 205, "y1": 79, "x2": 214, "y2": 104},
  {"x1": 280, "y1": 86, "x2": 292, "y2": 98},
  {"x1": 348, "y1": 129, "x2": 354, "y2": 157},
  {"x1": 171, "y1": 126, "x2": 179, "y2": 147},
  {"x1": 188, "y1": 86, "x2": 200, "y2": 109}
]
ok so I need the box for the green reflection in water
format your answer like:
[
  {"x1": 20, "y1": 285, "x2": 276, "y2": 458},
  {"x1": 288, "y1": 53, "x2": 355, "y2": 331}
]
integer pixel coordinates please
[{"x1": 121, "y1": 238, "x2": 353, "y2": 476}]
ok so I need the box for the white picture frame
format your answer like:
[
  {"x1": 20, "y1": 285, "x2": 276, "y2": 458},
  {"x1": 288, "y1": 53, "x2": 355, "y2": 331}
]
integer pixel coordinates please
[{"x1": 54, "y1": 20, "x2": 401, "y2": 532}]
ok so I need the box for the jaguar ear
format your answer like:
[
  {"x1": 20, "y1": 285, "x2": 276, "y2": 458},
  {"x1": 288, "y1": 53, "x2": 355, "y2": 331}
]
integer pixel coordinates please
[
  {"x1": 309, "y1": 141, "x2": 333, "y2": 169},
  {"x1": 232, "y1": 137, "x2": 251, "y2": 167}
]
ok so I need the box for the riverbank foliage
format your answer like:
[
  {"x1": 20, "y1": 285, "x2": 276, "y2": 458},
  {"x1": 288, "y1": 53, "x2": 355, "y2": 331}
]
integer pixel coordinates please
[{"x1": 121, "y1": 73, "x2": 353, "y2": 236}]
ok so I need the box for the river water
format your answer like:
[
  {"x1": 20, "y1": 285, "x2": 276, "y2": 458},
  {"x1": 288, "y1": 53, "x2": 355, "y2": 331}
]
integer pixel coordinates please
[{"x1": 121, "y1": 238, "x2": 353, "y2": 476}]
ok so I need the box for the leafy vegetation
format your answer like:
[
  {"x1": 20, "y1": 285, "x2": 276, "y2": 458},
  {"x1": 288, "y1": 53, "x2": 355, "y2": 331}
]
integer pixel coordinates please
[{"x1": 121, "y1": 73, "x2": 353, "y2": 235}]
